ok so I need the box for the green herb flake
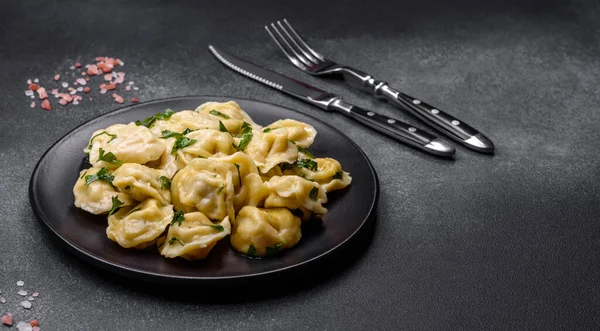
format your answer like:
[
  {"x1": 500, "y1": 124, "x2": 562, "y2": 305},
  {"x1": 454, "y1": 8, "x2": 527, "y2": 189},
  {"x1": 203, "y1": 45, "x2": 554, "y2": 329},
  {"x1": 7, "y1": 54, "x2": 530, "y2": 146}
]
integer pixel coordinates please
[
  {"x1": 98, "y1": 148, "x2": 122, "y2": 165},
  {"x1": 296, "y1": 158, "x2": 318, "y2": 172},
  {"x1": 235, "y1": 131, "x2": 253, "y2": 151},
  {"x1": 171, "y1": 210, "x2": 184, "y2": 226},
  {"x1": 291, "y1": 208, "x2": 304, "y2": 218},
  {"x1": 279, "y1": 163, "x2": 295, "y2": 171},
  {"x1": 197, "y1": 155, "x2": 206, "y2": 158},
  {"x1": 79, "y1": 171, "x2": 88, "y2": 179},
  {"x1": 289, "y1": 140, "x2": 296, "y2": 145},
  {"x1": 84, "y1": 167, "x2": 115, "y2": 186},
  {"x1": 87, "y1": 131, "x2": 117, "y2": 150},
  {"x1": 135, "y1": 109, "x2": 175, "y2": 128},
  {"x1": 233, "y1": 163, "x2": 242, "y2": 186},
  {"x1": 209, "y1": 109, "x2": 230, "y2": 119},
  {"x1": 247, "y1": 243, "x2": 258, "y2": 257},
  {"x1": 309, "y1": 187, "x2": 319, "y2": 201},
  {"x1": 159, "y1": 176, "x2": 171, "y2": 190},
  {"x1": 209, "y1": 224, "x2": 225, "y2": 232},
  {"x1": 161, "y1": 128, "x2": 193, "y2": 139},
  {"x1": 216, "y1": 185, "x2": 225, "y2": 194},
  {"x1": 241, "y1": 122, "x2": 252, "y2": 133},
  {"x1": 332, "y1": 171, "x2": 343, "y2": 180},
  {"x1": 171, "y1": 137, "x2": 197, "y2": 154},
  {"x1": 266, "y1": 241, "x2": 285, "y2": 255},
  {"x1": 218, "y1": 120, "x2": 229, "y2": 134},
  {"x1": 108, "y1": 196, "x2": 123, "y2": 217},
  {"x1": 297, "y1": 146, "x2": 314, "y2": 158},
  {"x1": 263, "y1": 127, "x2": 278, "y2": 133},
  {"x1": 168, "y1": 236, "x2": 185, "y2": 246}
]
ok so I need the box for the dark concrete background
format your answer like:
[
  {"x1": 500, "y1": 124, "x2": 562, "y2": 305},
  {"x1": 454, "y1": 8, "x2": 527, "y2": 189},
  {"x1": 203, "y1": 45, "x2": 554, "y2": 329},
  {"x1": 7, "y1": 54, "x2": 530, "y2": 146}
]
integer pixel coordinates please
[{"x1": 1, "y1": 0, "x2": 599, "y2": 329}]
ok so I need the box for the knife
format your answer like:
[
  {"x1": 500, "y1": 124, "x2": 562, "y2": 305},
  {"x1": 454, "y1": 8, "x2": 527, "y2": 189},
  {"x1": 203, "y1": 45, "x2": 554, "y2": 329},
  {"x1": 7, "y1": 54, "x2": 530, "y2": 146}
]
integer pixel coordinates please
[{"x1": 208, "y1": 45, "x2": 455, "y2": 157}]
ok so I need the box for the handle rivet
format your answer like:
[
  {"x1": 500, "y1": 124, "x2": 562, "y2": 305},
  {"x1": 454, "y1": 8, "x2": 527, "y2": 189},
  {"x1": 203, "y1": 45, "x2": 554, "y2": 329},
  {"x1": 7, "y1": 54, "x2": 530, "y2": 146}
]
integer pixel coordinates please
[
  {"x1": 367, "y1": 111, "x2": 375, "y2": 116},
  {"x1": 408, "y1": 127, "x2": 417, "y2": 132},
  {"x1": 451, "y1": 120, "x2": 460, "y2": 125},
  {"x1": 387, "y1": 119, "x2": 396, "y2": 124},
  {"x1": 413, "y1": 99, "x2": 421, "y2": 105},
  {"x1": 431, "y1": 109, "x2": 439, "y2": 114}
]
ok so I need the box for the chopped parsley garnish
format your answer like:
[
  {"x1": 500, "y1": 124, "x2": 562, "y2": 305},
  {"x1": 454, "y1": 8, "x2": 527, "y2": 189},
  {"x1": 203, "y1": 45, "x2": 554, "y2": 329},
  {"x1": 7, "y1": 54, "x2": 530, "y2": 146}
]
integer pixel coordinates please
[
  {"x1": 296, "y1": 158, "x2": 318, "y2": 171},
  {"x1": 332, "y1": 171, "x2": 343, "y2": 180},
  {"x1": 171, "y1": 210, "x2": 184, "y2": 226},
  {"x1": 266, "y1": 242, "x2": 285, "y2": 255},
  {"x1": 79, "y1": 171, "x2": 87, "y2": 179},
  {"x1": 263, "y1": 127, "x2": 278, "y2": 133},
  {"x1": 216, "y1": 185, "x2": 225, "y2": 194},
  {"x1": 291, "y1": 208, "x2": 304, "y2": 218},
  {"x1": 168, "y1": 236, "x2": 185, "y2": 246},
  {"x1": 279, "y1": 163, "x2": 295, "y2": 171},
  {"x1": 161, "y1": 128, "x2": 193, "y2": 139},
  {"x1": 135, "y1": 109, "x2": 174, "y2": 128},
  {"x1": 289, "y1": 140, "x2": 296, "y2": 145},
  {"x1": 87, "y1": 131, "x2": 117, "y2": 150},
  {"x1": 209, "y1": 224, "x2": 225, "y2": 232},
  {"x1": 108, "y1": 196, "x2": 123, "y2": 217},
  {"x1": 240, "y1": 122, "x2": 252, "y2": 134},
  {"x1": 218, "y1": 120, "x2": 229, "y2": 134},
  {"x1": 171, "y1": 137, "x2": 197, "y2": 154},
  {"x1": 309, "y1": 187, "x2": 319, "y2": 201},
  {"x1": 235, "y1": 131, "x2": 253, "y2": 151},
  {"x1": 297, "y1": 146, "x2": 314, "y2": 158},
  {"x1": 197, "y1": 155, "x2": 206, "y2": 158},
  {"x1": 209, "y1": 109, "x2": 230, "y2": 119},
  {"x1": 84, "y1": 167, "x2": 114, "y2": 186},
  {"x1": 159, "y1": 176, "x2": 171, "y2": 190},
  {"x1": 246, "y1": 243, "x2": 258, "y2": 257},
  {"x1": 97, "y1": 148, "x2": 122, "y2": 165}
]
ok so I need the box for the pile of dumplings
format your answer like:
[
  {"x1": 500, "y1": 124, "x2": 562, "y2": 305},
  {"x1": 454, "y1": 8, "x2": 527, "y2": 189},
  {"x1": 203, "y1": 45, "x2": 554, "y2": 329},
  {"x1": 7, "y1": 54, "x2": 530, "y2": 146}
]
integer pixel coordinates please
[{"x1": 72, "y1": 101, "x2": 351, "y2": 260}]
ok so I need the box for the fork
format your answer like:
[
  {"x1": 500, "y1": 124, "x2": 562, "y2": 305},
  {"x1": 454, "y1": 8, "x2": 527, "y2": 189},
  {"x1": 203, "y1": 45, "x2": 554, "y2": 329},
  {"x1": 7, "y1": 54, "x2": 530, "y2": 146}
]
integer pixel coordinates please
[{"x1": 265, "y1": 19, "x2": 494, "y2": 154}]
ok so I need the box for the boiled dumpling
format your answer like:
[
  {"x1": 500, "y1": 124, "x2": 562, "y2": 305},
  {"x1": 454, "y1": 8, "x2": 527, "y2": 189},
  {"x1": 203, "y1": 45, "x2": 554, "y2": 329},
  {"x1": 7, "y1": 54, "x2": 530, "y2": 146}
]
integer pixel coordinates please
[
  {"x1": 230, "y1": 206, "x2": 301, "y2": 257},
  {"x1": 159, "y1": 212, "x2": 231, "y2": 260},
  {"x1": 282, "y1": 157, "x2": 352, "y2": 193},
  {"x1": 263, "y1": 119, "x2": 316, "y2": 148},
  {"x1": 112, "y1": 163, "x2": 171, "y2": 204},
  {"x1": 73, "y1": 167, "x2": 134, "y2": 214},
  {"x1": 170, "y1": 158, "x2": 235, "y2": 221},
  {"x1": 244, "y1": 129, "x2": 297, "y2": 173},
  {"x1": 106, "y1": 198, "x2": 173, "y2": 249},
  {"x1": 85, "y1": 123, "x2": 165, "y2": 168},
  {"x1": 172, "y1": 129, "x2": 235, "y2": 165},
  {"x1": 264, "y1": 175, "x2": 328, "y2": 214},
  {"x1": 196, "y1": 101, "x2": 259, "y2": 134}
]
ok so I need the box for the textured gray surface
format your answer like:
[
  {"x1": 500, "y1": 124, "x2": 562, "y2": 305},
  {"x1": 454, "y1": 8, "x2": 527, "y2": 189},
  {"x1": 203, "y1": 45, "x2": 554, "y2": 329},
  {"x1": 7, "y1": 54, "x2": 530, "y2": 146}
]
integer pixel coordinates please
[{"x1": 1, "y1": 0, "x2": 600, "y2": 329}]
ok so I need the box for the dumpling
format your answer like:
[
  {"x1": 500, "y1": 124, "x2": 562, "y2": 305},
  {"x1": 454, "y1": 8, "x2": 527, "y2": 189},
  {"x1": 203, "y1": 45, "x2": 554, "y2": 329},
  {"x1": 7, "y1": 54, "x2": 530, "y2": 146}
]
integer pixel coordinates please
[
  {"x1": 196, "y1": 101, "x2": 259, "y2": 134},
  {"x1": 263, "y1": 119, "x2": 316, "y2": 148},
  {"x1": 112, "y1": 163, "x2": 171, "y2": 204},
  {"x1": 230, "y1": 206, "x2": 301, "y2": 257},
  {"x1": 209, "y1": 152, "x2": 270, "y2": 210},
  {"x1": 173, "y1": 129, "x2": 235, "y2": 165},
  {"x1": 85, "y1": 123, "x2": 165, "y2": 168},
  {"x1": 146, "y1": 138, "x2": 180, "y2": 179},
  {"x1": 73, "y1": 167, "x2": 134, "y2": 214},
  {"x1": 150, "y1": 110, "x2": 218, "y2": 137},
  {"x1": 106, "y1": 198, "x2": 174, "y2": 249},
  {"x1": 244, "y1": 129, "x2": 297, "y2": 173},
  {"x1": 170, "y1": 158, "x2": 235, "y2": 221},
  {"x1": 282, "y1": 157, "x2": 352, "y2": 193},
  {"x1": 264, "y1": 175, "x2": 328, "y2": 214},
  {"x1": 159, "y1": 212, "x2": 231, "y2": 260}
]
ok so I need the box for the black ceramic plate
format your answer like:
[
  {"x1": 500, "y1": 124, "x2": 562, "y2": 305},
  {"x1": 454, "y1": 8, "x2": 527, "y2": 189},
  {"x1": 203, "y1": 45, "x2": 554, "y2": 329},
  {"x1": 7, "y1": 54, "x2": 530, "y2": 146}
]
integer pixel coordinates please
[{"x1": 29, "y1": 96, "x2": 378, "y2": 285}]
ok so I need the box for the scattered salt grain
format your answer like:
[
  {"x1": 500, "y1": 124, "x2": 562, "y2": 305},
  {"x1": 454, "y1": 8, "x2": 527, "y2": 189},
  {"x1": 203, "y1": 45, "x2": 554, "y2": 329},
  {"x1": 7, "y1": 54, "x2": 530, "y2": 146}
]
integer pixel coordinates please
[
  {"x1": 61, "y1": 82, "x2": 68, "y2": 88},
  {"x1": 41, "y1": 99, "x2": 51, "y2": 110},
  {"x1": 0, "y1": 297, "x2": 5, "y2": 303},
  {"x1": 104, "y1": 74, "x2": 113, "y2": 81},
  {"x1": 119, "y1": 61, "x2": 125, "y2": 66},
  {"x1": 77, "y1": 87, "x2": 83, "y2": 92},
  {"x1": 51, "y1": 89, "x2": 58, "y2": 95},
  {"x1": 16, "y1": 321, "x2": 33, "y2": 331},
  {"x1": 32, "y1": 292, "x2": 39, "y2": 297},
  {"x1": 69, "y1": 90, "x2": 77, "y2": 95},
  {"x1": 77, "y1": 78, "x2": 87, "y2": 85},
  {"x1": 112, "y1": 93, "x2": 124, "y2": 104},
  {"x1": 73, "y1": 100, "x2": 80, "y2": 105},
  {"x1": 33, "y1": 78, "x2": 39, "y2": 83},
  {"x1": 28, "y1": 296, "x2": 34, "y2": 301},
  {"x1": 125, "y1": 86, "x2": 131, "y2": 91},
  {"x1": 25, "y1": 90, "x2": 34, "y2": 96},
  {"x1": 81, "y1": 72, "x2": 87, "y2": 76},
  {"x1": 21, "y1": 301, "x2": 32, "y2": 309},
  {"x1": 30, "y1": 102, "x2": 35, "y2": 108},
  {"x1": 54, "y1": 74, "x2": 60, "y2": 81},
  {"x1": 100, "y1": 89, "x2": 107, "y2": 94},
  {"x1": 17, "y1": 281, "x2": 24, "y2": 287},
  {"x1": 18, "y1": 289, "x2": 27, "y2": 296},
  {"x1": 32, "y1": 327, "x2": 40, "y2": 331},
  {"x1": 133, "y1": 86, "x2": 139, "y2": 90},
  {"x1": 70, "y1": 65, "x2": 75, "y2": 70},
  {"x1": 2, "y1": 313, "x2": 12, "y2": 326},
  {"x1": 128, "y1": 81, "x2": 134, "y2": 85},
  {"x1": 30, "y1": 95, "x2": 35, "y2": 99},
  {"x1": 27, "y1": 79, "x2": 32, "y2": 84},
  {"x1": 75, "y1": 62, "x2": 82, "y2": 68},
  {"x1": 37, "y1": 87, "x2": 48, "y2": 99},
  {"x1": 30, "y1": 320, "x2": 39, "y2": 327}
]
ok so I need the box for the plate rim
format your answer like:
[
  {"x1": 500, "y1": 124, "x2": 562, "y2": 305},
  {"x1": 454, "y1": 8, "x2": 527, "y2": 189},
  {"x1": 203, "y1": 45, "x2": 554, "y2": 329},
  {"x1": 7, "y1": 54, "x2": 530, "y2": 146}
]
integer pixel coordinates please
[{"x1": 28, "y1": 95, "x2": 379, "y2": 283}]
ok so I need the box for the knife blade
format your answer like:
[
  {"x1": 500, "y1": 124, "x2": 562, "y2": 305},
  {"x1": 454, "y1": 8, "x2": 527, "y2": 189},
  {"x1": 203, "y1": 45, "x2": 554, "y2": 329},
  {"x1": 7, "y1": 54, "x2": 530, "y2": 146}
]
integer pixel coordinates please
[{"x1": 208, "y1": 45, "x2": 455, "y2": 157}]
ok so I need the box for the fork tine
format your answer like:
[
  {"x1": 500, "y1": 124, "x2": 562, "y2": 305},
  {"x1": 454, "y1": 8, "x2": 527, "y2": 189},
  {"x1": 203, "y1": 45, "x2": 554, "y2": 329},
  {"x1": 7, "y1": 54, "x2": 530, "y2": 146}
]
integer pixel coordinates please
[
  {"x1": 265, "y1": 25, "x2": 308, "y2": 71},
  {"x1": 276, "y1": 20, "x2": 320, "y2": 65},
  {"x1": 282, "y1": 19, "x2": 325, "y2": 62},
  {"x1": 269, "y1": 23, "x2": 314, "y2": 68}
]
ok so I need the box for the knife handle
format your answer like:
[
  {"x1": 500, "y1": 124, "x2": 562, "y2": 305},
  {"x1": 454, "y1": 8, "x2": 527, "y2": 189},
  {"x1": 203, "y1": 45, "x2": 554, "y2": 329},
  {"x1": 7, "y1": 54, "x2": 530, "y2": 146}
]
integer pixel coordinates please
[{"x1": 328, "y1": 99, "x2": 455, "y2": 157}]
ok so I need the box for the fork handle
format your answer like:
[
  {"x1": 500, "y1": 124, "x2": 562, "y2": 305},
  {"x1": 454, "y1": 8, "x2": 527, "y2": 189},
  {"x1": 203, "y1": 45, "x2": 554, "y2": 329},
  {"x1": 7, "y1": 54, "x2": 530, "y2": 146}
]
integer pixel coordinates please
[{"x1": 329, "y1": 99, "x2": 455, "y2": 157}]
